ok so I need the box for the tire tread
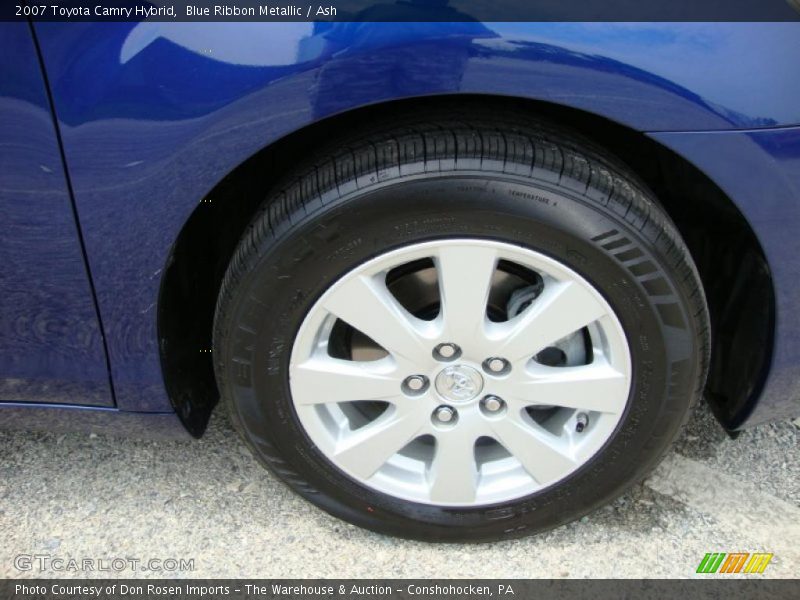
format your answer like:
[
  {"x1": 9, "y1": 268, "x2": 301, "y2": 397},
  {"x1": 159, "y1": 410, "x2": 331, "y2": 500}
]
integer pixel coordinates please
[{"x1": 214, "y1": 105, "x2": 710, "y2": 541}]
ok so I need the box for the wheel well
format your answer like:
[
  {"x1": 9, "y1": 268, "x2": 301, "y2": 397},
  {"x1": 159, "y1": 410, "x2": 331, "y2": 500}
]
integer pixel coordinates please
[{"x1": 158, "y1": 94, "x2": 774, "y2": 437}]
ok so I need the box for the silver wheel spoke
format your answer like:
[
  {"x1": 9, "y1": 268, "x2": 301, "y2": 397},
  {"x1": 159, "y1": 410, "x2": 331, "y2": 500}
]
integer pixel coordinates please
[
  {"x1": 435, "y1": 245, "x2": 497, "y2": 343},
  {"x1": 489, "y1": 415, "x2": 576, "y2": 485},
  {"x1": 333, "y1": 409, "x2": 424, "y2": 479},
  {"x1": 428, "y1": 431, "x2": 479, "y2": 503},
  {"x1": 291, "y1": 239, "x2": 632, "y2": 506},
  {"x1": 291, "y1": 358, "x2": 401, "y2": 406},
  {"x1": 321, "y1": 274, "x2": 429, "y2": 362},
  {"x1": 493, "y1": 281, "x2": 605, "y2": 362},
  {"x1": 497, "y1": 363, "x2": 629, "y2": 414}
]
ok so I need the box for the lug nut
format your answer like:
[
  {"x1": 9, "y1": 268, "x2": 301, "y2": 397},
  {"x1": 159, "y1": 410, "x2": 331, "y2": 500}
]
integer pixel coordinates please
[
  {"x1": 483, "y1": 357, "x2": 510, "y2": 375},
  {"x1": 576, "y1": 413, "x2": 589, "y2": 433},
  {"x1": 407, "y1": 376, "x2": 424, "y2": 391},
  {"x1": 438, "y1": 344, "x2": 457, "y2": 358},
  {"x1": 403, "y1": 375, "x2": 429, "y2": 395},
  {"x1": 433, "y1": 406, "x2": 457, "y2": 424},
  {"x1": 433, "y1": 343, "x2": 461, "y2": 361},
  {"x1": 481, "y1": 395, "x2": 506, "y2": 416}
]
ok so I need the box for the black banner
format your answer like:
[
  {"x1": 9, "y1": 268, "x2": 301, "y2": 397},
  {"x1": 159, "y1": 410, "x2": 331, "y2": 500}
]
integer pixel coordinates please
[
  {"x1": 2, "y1": 580, "x2": 800, "y2": 600},
  {"x1": 5, "y1": 0, "x2": 800, "y2": 22}
]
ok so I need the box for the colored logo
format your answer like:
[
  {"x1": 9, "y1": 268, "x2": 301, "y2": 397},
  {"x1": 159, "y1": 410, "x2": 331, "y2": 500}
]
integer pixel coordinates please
[{"x1": 696, "y1": 553, "x2": 773, "y2": 574}]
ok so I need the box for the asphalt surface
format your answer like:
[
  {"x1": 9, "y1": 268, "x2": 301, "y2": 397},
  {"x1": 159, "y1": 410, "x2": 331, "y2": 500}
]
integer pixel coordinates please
[{"x1": 1, "y1": 402, "x2": 798, "y2": 579}]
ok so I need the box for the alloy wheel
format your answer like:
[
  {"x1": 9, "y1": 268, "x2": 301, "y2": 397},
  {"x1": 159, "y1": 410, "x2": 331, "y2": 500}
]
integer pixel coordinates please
[{"x1": 289, "y1": 239, "x2": 632, "y2": 506}]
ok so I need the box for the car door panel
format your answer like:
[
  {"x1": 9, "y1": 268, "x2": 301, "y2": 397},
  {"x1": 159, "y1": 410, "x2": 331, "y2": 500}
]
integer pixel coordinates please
[{"x1": 0, "y1": 22, "x2": 113, "y2": 406}]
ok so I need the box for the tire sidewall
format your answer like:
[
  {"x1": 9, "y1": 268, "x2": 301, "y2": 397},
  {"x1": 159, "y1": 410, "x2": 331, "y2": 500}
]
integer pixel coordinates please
[{"x1": 217, "y1": 174, "x2": 700, "y2": 541}]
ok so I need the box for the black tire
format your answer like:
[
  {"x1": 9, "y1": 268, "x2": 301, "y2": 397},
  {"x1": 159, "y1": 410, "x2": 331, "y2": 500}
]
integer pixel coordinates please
[{"x1": 213, "y1": 108, "x2": 710, "y2": 542}]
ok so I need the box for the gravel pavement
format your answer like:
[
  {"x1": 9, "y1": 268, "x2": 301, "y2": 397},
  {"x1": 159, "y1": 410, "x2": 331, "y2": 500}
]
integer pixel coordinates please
[{"x1": 1, "y1": 402, "x2": 798, "y2": 579}]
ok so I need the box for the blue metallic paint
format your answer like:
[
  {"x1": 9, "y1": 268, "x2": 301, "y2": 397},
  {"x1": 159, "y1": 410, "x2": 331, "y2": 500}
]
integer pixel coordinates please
[
  {"x1": 0, "y1": 23, "x2": 112, "y2": 407},
  {"x1": 2, "y1": 22, "x2": 799, "y2": 433},
  {"x1": 650, "y1": 126, "x2": 800, "y2": 427}
]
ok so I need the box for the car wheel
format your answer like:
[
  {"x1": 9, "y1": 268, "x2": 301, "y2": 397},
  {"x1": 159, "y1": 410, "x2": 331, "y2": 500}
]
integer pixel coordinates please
[{"x1": 213, "y1": 111, "x2": 710, "y2": 541}]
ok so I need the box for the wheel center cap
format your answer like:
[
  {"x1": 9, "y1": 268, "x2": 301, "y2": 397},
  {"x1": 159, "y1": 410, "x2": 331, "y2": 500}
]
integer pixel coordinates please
[{"x1": 435, "y1": 364, "x2": 483, "y2": 403}]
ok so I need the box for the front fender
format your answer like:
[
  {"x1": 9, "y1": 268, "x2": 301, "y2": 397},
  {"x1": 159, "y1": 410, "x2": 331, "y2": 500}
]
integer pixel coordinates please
[{"x1": 32, "y1": 21, "x2": 800, "y2": 411}]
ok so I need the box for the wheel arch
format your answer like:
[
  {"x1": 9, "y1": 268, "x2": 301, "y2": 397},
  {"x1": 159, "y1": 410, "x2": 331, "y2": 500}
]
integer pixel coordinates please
[{"x1": 157, "y1": 93, "x2": 774, "y2": 437}]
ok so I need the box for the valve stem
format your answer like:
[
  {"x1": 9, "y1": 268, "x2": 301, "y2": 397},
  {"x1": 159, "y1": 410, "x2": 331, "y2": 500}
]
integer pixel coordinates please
[{"x1": 575, "y1": 413, "x2": 589, "y2": 433}]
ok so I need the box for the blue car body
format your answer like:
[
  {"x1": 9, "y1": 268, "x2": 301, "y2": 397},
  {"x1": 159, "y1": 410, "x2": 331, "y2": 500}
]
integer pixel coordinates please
[{"x1": 2, "y1": 21, "x2": 799, "y2": 438}]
